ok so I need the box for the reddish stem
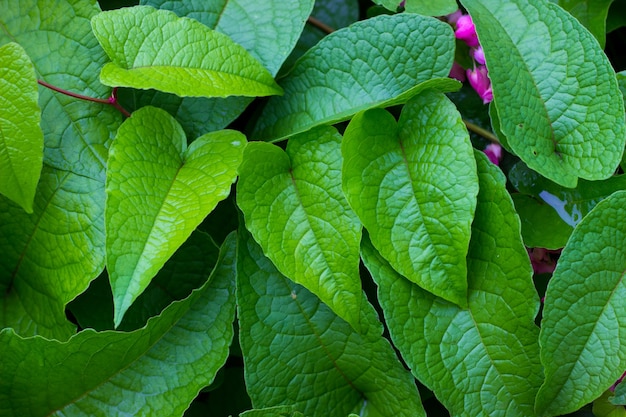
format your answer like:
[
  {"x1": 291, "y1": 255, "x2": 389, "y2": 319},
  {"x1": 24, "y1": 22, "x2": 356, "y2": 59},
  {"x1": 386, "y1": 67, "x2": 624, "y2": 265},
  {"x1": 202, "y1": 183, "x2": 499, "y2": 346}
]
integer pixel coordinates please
[{"x1": 37, "y1": 79, "x2": 131, "y2": 118}]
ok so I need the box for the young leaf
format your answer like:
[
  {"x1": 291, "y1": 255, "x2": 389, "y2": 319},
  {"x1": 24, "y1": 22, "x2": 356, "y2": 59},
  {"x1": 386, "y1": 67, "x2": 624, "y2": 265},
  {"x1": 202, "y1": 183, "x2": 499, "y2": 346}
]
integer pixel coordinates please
[
  {"x1": 0, "y1": 0, "x2": 121, "y2": 181},
  {"x1": 251, "y1": 13, "x2": 459, "y2": 141},
  {"x1": 536, "y1": 191, "x2": 626, "y2": 416},
  {"x1": 0, "y1": 167, "x2": 105, "y2": 340},
  {"x1": 342, "y1": 90, "x2": 478, "y2": 306},
  {"x1": 0, "y1": 42, "x2": 43, "y2": 213},
  {"x1": 362, "y1": 152, "x2": 542, "y2": 417},
  {"x1": 461, "y1": 0, "x2": 626, "y2": 187},
  {"x1": 549, "y1": 0, "x2": 614, "y2": 47},
  {"x1": 91, "y1": 6, "x2": 283, "y2": 98},
  {"x1": 0, "y1": 233, "x2": 237, "y2": 417},
  {"x1": 237, "y1": 126, "x2": 362, "y2": 330},
  {"x1": 106, "y1": 106, "x2": 245, "y2": 326},
  {"x1": 237, "y1": 229, "x2": 426, "y2": 416},
  {"x1": 374, "y1": 0, "x2": 459, "y2": 15}
]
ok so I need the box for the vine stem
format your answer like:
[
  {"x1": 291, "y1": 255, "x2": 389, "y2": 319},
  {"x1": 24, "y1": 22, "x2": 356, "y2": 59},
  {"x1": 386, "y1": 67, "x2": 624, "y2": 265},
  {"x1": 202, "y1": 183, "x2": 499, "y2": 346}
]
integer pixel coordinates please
[
  {"x1": 463, "y1": 119, "x2": 500, "y2": 144},
  {"x1": 307, "y1": 16, "x2": 335, "y2": 34},
  {"x1": 37, "y1": 79, "x2": 131, "y2": 118}
]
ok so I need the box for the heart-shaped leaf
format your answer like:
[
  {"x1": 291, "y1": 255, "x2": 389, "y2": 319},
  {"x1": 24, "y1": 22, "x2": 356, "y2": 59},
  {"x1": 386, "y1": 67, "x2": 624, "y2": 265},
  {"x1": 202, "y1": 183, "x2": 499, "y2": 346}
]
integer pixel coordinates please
[
  {"x1": 0, "y1": 42, "x2": 43, "y2": 213},
  {"x1": 91, "y1": 6, "x2": 283, "y2": 98},
  {"x1": 237, "y1": 229, "x2": 425, "y2": 416},
  {"x1": 251, "y1": 13, "x2": 459, "y2": 141},
  {"x1": 237, "y1": 126, "x2": 362, "y2": 329},
  {"x1": 106, "y1": 106, "x2": 245, "y2": 326},
  {"x1": 461, "y1": 0, "x2": 626, "y2": 187},
  {"x1": 362, "y1": 152, "x2": 542, "y2": 417},
  {"x1": 0, "y1": 233, "x2": 237, "y2": 417},
  {"x1": 536, "y1": 190, "x2": 626, "y2": 416},
  {"x1": 342, "y1": 90, "x2": 478, "y2": 306}
]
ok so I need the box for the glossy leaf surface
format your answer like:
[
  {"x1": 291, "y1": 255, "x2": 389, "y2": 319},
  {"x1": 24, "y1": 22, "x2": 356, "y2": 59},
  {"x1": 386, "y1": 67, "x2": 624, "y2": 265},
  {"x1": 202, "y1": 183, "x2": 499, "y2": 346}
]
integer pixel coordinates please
[
  {"x1": 106, "y1": 106, "x2": 245, "y2": 326},
  {"x1": 549, "y1": 0, "x2": 614, "y2": 47},
  {"x1": 0, "y1": 167, "x2": 105, "y2": 340},
  {"x1": 92, "y1": 6, "x2": 283, "y2": 98},
  {"x1": 251, "y1": 13, "x2": 458, "y2": 141},
  {"x1": 362, "y1": 152, "x2": 542, "y2": 417},
  {"x1": 536, "y1": 191, "x2": 626, "y2": 416},
  {"x1": 342, "y1": 91, "x2": 477, "y2": 306},
  {"x1": 0, "y1": 233, "x2": 237, "y2": 417},
  {"x1": 237, "y1": 126, "x2": 362, "y2": 329},
  {"x1": 0, "y1": 42, "x2": 43, "y2": 213},
  {"x1": 237, "y1": 229, "x2": 425, "y2": 417},
  {"x1": 462, "y1": 0, "x2": 626, "y2": 187}
]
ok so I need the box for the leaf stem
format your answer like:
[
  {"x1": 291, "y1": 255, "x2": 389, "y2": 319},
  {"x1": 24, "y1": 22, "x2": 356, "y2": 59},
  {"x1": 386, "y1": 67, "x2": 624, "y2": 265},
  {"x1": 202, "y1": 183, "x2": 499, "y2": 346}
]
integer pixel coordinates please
[
  {"x1": 307, "y1": 16, "x2": 335, "y2": 34},
  {"x1": 37, "y1": 79, "x2": 131, "y2": 118},
  {"x1": 463, "y1": 119, "x2": 500, "y2": 144}
]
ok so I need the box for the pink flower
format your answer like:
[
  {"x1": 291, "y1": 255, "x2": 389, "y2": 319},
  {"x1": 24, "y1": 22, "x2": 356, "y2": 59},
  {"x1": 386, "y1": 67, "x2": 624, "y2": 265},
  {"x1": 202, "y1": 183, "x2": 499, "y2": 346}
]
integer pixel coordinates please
[
  {"x1": 446, "y1": 10, "x2": 463, "y2": 26},
  {"x1": 455, "y1": 14, "x2": 479, "y2": 47},
  {"x1": 483, "y1": 143, "x2": 502, "y2": 165},
  {"x1": 448, "y1": 62, "x2": 466, "y2": 82},
  {"x1": 467, "y1": 65, "x2": 493, "y2": 104},
  {"x1": 528, "y1": 248, "x2": 559, "y2": 275},
  {"x1": 471, "y1": 45, "x2": 486, "y2": 65}
]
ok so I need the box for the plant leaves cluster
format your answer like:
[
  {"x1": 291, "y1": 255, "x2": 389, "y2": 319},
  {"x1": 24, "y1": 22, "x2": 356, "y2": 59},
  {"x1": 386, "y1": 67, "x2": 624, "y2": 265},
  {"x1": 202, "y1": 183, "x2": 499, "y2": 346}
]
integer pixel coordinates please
[{"x1": 1, "y1": 0, "x2": 626, "y2": 416}]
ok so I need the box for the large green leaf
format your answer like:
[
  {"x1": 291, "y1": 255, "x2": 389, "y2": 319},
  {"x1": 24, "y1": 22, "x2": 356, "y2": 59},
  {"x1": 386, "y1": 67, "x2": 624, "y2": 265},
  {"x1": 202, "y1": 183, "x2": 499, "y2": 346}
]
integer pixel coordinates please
[
  {"x1": 236, "y1": 228, "x2": 425, "y2": 416},
  {"x1": 0, "y1": 166, "x2": 105, "y2": 340},
  {"x1": 461, "y1": 0, "x2": 626, "y2": 187},
  {"x1": 91, "y1": 6, "x2": 283, "y2": 98},
  {"x1": 549, "y1": 0, "x2": 614, "y2": 47},
  {"x1": 237, "y1": 126, "x2": 362, "y2": 329},
  {"x1": 106, "y1": 106, "x2": 245, "y2": 326},
  {"x1": 0, "y1": 233, "x2": 237, "y2": 417},
  {"x1": 362, "y1": 152, "x2": 542, "y2": 417},
  {"x1": 342, "y1": 91, "x2": 478, "y2": 306},
  {"x1": 0, "y1": 0, "x2": 122, "y2": 181},
  {"x1": 536, "y1": 191, "x2": 626, "y2": 416},
  {"x1": 0, "y1": 42, "x2": 43, "y2": 213},
  {"x1": 374, "y1": 0, "x2": 458, "y2": 15},
  {"x1": 511, "y1": 194, "x2": 572, "y2": 249},
  {"x1": 251, "y1": 13, "x2": 459, "y2": 141}
]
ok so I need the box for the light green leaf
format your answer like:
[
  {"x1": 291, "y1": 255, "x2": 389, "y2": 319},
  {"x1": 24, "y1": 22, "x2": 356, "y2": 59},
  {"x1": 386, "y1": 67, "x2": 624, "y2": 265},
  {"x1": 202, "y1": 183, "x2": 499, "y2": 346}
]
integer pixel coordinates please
[
  {"x1": 511, "y1": 194, "x2": 572, "y2": 249},
  {"x1": 0, "y1": 166, "x2": 105, "y2": 340},
  {"x1": 106, "y1": 106, "x2": 245, "y2": 326},
  {"x1": 461, "y1": 0, "x2": 626, "y2": 187},
  {"x1": 549, "y1": 0, "x2": 614, "y2": 47},
  {"x1": 0, "y1": 0, "x2": 122, "y2": 181},
  {"x1": 91, "y1": 6, "x2": 283, "y2": 98},
  {"x1": 0, "y1": 233, "x2": 237, "y2": 417},
  {"x1": 251, "y1": 13, "x2": 459, "y2": 141},
  {"x1": 374, "y1": 0, "x2": 458, "y2": 15},
  {"x1": 362, "y1": 152, "x2": 542, "y2": 417},
  {"x1": 240, "y1": 406, "x2": 304, "y2": 417},
  {"x1": 612, "y1": 381, "x2": 626, "y2": 405},
  {"x1": 0, "y1": 42, "x2": 43, "y2": 213},
  {"x1": 594, "y1": 390, "x2": 626, "y2": 417},
  {"x1": 237, "y1": 228, "x2": 425, "y2": 417},
  {"x1": 237, "y1": 126, "x2": 362, "y2": 329},
  {"x1": 536, "y1": 190, "x2": 626, "y2": 416},
  {"x1": 342, "y1": 91, "x2": 477, "y2": 306}
]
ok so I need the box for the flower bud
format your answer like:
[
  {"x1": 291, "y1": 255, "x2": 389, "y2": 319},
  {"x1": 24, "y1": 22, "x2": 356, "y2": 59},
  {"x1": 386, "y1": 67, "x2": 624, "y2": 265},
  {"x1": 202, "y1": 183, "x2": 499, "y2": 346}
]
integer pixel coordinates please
[
  {"x1": 467, "y1": 65, "x2": 493, "y2": 104},
  {"x1": 470, "y1": 45, "x2": 486, "y2": 65},
  {"x1": 455, "y1": 14, "x2": 479, "y2": 47},
  {"x1": 483, "y1": 143, "x2": 502, "y2": 165},
  {"x1": 446, "y1": 10, "x2": 463, "y2": 26},
  {"x1": 448, "y1": 62, "x2": 466, "y2": 82}
]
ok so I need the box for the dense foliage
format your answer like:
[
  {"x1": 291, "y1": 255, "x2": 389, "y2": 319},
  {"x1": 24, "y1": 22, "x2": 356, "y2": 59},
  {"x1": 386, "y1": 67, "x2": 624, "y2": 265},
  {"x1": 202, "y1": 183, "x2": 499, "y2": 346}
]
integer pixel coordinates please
[{"x1": 1, "y1": 0, "x2": 626, "y2": 416}]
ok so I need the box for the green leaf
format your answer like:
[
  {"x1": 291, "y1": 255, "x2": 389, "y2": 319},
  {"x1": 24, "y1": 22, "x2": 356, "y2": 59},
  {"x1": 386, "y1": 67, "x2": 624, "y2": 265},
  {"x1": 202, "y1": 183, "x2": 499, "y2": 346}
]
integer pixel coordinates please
[
  {"x1": 536, "y1": 190, "x2": 626, "y2": 416},
  {"x1": 373, "y1": 0, "x2": 458, "y2": 15},
  {"x1": 461, "y1": 0, "x2": 626, "y2": 187},
  {"x1": 342, "y1": 91, "x2": 478, "y2": 306},
  {"x1": 0, "y1": 233, "x2": 237, "y2": 417},
  {"x1": 236, "y1": 228, "x2": 426, "y2": 417},
  {"x1": 509, "y1": 161, "x2": 626, "y2": 229},
  {"x1": 362, "y1": 151, "x2": 542, "y2": 417},
  {"x1": 594, "y1": 390, "x2": 626, "y2": 417},
  {"x1": 106, "y1": 106, "x2": 245, "y2": 326},
  {"x1": 240, "y1": 406, "x2": 304, "y2": 417},
  {"x1": 91, "y1": 6, "x2": 283, "y2": 98},
  {"x1": 251, "y1": 13, "x2": 459, "y2": 141},
  {"x1": 0, "y1": 42, "x2": 43, "y2": 213},
  {"x1": 0, "y1": 166, "x2": 105, "y2": 340},
  {"x1": 549, "y1": 0, "x2": 614, "y2": 47},
  {"x1": 0, "y1": 0, "x2": 122, "y2": 180},
  {"x1": 511, "y1": 194, "x2": 572, "y2": 249},
  {"x1": 237, "y1": 126, "x2": 362, "y2": 329},
  {"x1": 612, "y1": 381, "x2": 626, "y2": 405}
]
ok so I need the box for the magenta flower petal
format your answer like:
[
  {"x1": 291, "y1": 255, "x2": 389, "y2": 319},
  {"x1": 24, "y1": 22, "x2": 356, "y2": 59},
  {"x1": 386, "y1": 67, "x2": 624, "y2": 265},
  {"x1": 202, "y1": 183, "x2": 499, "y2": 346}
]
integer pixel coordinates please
[
  {"x1": 484, "y1": 143, "x2": 502, "y2": 165},
  {"x1": 449, "y1": 62, "x2": 466, "y2": 82},
  {"x1": 447, "y1": 9, "x2": 463, "y2": 26},
  {"x1": 467, "y1": 66, "x2": 493, "y2": 104},
  {"x1": 471, "y1": 46, "x2": 486, "y2": 65},
  {"x1": 455, "y1": 14, "x2": 479, "y2": 47}
]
